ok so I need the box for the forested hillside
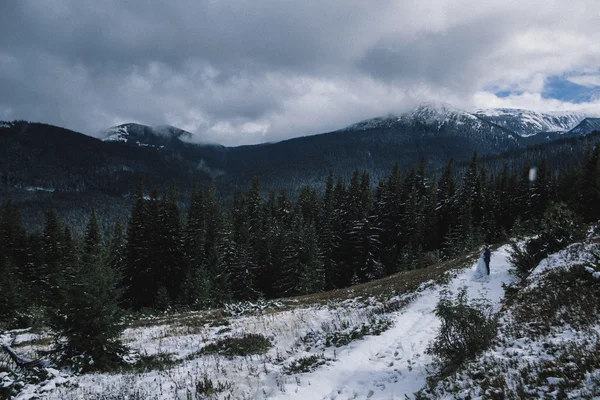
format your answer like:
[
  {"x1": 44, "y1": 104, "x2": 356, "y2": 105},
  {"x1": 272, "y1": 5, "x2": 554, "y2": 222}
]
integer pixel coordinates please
[
  {"x1": 1, "y1": 137, "x2": 598, "y2": 325},
  {"x1": 2, "y1": 118, "x2": 599, "y2": 234}
]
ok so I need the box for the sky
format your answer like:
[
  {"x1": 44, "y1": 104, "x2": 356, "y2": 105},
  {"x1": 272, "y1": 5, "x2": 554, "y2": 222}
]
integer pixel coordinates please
[{"x1": 1, "y1": 0, "x2": 600, "y2": 146}]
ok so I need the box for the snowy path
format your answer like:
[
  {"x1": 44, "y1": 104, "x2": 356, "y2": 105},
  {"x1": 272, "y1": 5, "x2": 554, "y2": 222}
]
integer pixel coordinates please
[{"x1": 274, "y1": 245, "x2": 515, "y2": 400}]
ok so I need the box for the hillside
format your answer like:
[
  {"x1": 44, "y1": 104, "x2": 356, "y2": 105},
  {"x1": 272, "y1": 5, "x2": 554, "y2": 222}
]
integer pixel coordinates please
[
  {"x1": 1, "y1": 104, "x2": 595, "y2": 199},
  {"x1": 473, "y1": 108, "x2": 586, "y2": 137},
  {"x1": 569, "y1": 117, "x2": 600, "y2": 135},
  {"x1": 0, "y1": 104, "x2": 597, "y2": 234},
  {"x1": 420, "y1": 240, "x2": 600, "y2": 399},
  {"x1": 2, "y1": 236, "x2": 598, "y2": 399}
]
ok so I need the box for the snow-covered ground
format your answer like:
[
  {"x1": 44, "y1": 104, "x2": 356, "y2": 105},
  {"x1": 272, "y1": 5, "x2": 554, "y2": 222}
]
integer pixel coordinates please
[
  {"x1": 273, "y1": 245, "x2": 514, "y2": 400},
  {"x1": 2, "y1": 246, "x2": 516, "y2": 399},
  {"x1": 420, "y1": 240, "x2": 600, "y2": 399}
]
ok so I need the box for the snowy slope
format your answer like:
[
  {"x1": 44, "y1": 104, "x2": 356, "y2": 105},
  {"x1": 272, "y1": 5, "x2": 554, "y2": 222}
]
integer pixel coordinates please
[
  {"x1": 343, "y1": 104, "x2": 589, "y2": 139},
  {"x1": 341, "y1": 103, "x2": 521, "y2": 154},
  {"x1": 344, "y1": 103, "x2": 485, "y2": 132},
  {"x1": 474, "y1": 108, "x2": 587, "y2": 137},
  {"x1": 100, "y1": 123, "x2": 193, "y2": 148},
  {"x1": 101, "y1": 124, "x2": 130, "y2": 142},
  {"x1": 569, "y1": 117, "x2": 600, "y2": 134},
  {"x1": 0, "y1": 246, "x2": 515, "y2": 399},
  {"x1": 273, "y1": 245, "x2": 515, "y2": 400},
  {"x1": 420, "y1": 241, "x2": 600, "y2": 399}
]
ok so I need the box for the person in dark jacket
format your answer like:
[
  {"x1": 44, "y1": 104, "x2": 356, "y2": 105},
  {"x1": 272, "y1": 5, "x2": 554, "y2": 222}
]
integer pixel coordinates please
[{"x1": 483, "y1": 246, "x2": 491, "y2": 275}]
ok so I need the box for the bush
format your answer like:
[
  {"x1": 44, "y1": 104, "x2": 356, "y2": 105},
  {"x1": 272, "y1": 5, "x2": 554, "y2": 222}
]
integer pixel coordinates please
[
  {"x1": 195, "y1": 373, "x2": 232, "y2": 397},
  {"x1": 283, "y1": 354, "x2": 330, "y2": 374},
  {"x1": 509, "y1": 203, "x2": 585, "y2": 279},
  {"x1": 508, "y1": 241, "x2": 542, "y2": 280},
  {"x1": 427, "y1": 288, "x2": 497, "y2": 371},
  {"x1": 200, "y1": 334, "x2": 271, "y2": 357}
]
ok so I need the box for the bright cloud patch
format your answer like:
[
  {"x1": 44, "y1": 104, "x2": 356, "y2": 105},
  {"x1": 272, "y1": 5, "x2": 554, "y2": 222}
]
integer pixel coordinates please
[{"x1": 1, "y1": 0, "x2": 600, "y2": 144}]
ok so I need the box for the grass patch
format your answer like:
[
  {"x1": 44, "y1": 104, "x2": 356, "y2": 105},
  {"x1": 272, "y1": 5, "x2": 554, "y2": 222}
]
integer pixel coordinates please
[
  {"x1": 120, "y1": 353, "x2": 180, "y2": 373},
  {"x1": 512, "y1": 263, "x2": 600, "y2": 338},
  {"x1": 195, "y1": 373, "x2": 233, "y2": 397},
  {"x1": 325, "y1": 318, "x2": 392, "y2": 348},
  {"x1": 199, "y1": 334, "x2": 271, "y2": 358},
  {"x1": 301, "y1": 316, "x2": 393, "y2": 350},
  {"x1": 283, "y1": 354, "x2": 331, "y2": 375},
  {"x1": 283, "y1": 252, "x2": 479, "y2": 306}
]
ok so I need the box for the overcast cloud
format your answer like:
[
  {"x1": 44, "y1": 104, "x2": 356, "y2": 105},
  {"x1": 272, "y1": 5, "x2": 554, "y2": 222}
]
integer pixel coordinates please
[{"x1": 1, "y1": 0, "x2": 600, "y2": 145}]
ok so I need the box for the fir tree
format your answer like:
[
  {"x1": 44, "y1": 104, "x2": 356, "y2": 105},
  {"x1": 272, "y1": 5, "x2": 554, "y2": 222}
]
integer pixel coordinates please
[{"x1": 52, "y1": 211, "x2": 126, "y2": 371}]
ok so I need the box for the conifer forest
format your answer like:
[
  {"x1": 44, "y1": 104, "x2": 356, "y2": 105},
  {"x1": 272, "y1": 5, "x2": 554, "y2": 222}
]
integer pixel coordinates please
[{"x1": 1, "y1": 141, "x2": 599, "y2": 335}]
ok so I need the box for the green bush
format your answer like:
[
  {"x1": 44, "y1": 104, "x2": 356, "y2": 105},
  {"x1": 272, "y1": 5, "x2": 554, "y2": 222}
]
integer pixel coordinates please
[
  {"x1": 427, "y1": 288, "x2": 497, "y2": 371},
  {"x1": 200, "y1": 334, "x2": 271, "y2": 357},
  {"x1": 283, "y1": 354, "x2": 330, "y2": 374},
  {"x1": 509, "y1": 203, "x2": 585, "y2": 279}
]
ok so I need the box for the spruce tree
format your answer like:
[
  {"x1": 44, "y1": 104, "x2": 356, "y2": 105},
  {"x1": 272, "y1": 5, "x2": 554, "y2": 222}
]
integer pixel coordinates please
[
  {"x1": 0, "y1": 202, "x2": 28, "y2": 327},
  {"x1": 124, "y1": 180, "x2": 150, "y2": 309},
  {"x1": 52, "y1": 211, "x2": 126, "y2": 371},
  {"x1": 41, "y1": 207, "x2": 65, "y2": 308},
  {"x1": 319, "y1": 170, "x2": 337, "y2": 290}
]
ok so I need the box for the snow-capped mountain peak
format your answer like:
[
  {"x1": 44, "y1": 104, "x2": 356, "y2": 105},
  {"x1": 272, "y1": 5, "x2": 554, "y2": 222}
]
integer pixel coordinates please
[
  {"x1": 473, "y1": 108, "x2": 588, "y2": 137},
  {"x1": 409, "y1": 102, "x2": 478, "y2": 122},
  {"x1": 101, "y1": 123, "x2": 193, "y2": 148},
  {"x1": 342, "y1": 102, "x2": 481, "y2": 132},
  {"x1": 102, "y1": 124, "x2": 131, "y2": 143}
]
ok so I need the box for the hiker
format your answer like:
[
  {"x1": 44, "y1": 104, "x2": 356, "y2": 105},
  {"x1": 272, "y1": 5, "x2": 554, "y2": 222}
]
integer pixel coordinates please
[{"x1": 483, "y1": 246, "x2": 491, "y2": 275}]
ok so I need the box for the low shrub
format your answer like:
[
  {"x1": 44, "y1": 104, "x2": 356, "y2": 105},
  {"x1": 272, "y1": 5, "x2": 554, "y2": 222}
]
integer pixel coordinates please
[
  {"x1": 509, "y1": 203, "x2": 585, "y2": 279},
  {"x1": 200, "y1": 334, "x2": 271, "y2": 357},
  {"x1": 121, "y1": 353, "x2": 180, "y2": 373},
  {"x1": 426, "y1": 288, "x2": 497, "y2": 372},
  {"x1": 283, "y1": 354, "x2": 330, "y2": 375},
  {"x1": 195, "y1": 373, "x2": 233, "y2": 398}
]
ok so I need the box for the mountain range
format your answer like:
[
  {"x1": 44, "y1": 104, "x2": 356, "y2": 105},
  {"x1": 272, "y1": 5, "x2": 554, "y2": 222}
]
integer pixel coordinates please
[{"x1": 1, "y1": 103, "x2": 599, "y2": 230}]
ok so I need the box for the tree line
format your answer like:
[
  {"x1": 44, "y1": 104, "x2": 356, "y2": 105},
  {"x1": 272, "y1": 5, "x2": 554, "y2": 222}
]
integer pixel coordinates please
[{"x1": 0, "y1": 141, "x2": 598, "y2": 368}]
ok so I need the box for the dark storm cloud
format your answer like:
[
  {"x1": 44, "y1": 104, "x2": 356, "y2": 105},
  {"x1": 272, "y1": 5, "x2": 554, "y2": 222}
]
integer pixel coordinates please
[
  {"x1": 1, "y1": 0, "x2": 599, "y2": 145},
  {"x1": 356, "y1": 16, "x2": 512, "y2": 91}
]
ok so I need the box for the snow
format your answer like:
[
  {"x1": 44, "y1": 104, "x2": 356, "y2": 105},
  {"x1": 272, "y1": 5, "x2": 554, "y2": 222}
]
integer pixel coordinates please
[
  {"x1": 101, "y1": 125, "x2": 129, "y2": 142},
  {"x1": 0, "y1": 121, "x2": 13, "y2": 128},
  {"x1": 343, "y1": 103, "x2": 484, "y2": 132},
  {"x1": 272, "y1": 245, "x2": 515, "y2": 399},
  {"x1": 0, "y1": 246, "x2": 517, "y2": 399},
  {"x1": 528, "y1": 242, "x2": 597, "y2": 280},
  {"x1": 420, "y1": 241, "x2": 600, "y2": 399},
  {"x1": 474, "y1": 108, "x2": 588, "y2": 137},
  {"x1": 24, "y1": 186, "x2": 55, "y2": 193}
]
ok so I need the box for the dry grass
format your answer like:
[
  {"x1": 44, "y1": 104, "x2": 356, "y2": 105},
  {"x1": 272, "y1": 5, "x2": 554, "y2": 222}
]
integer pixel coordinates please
[
  {"x1": 122, "y1": 249, "x2": 480, "y2": 328},
  {"x1": 282, "y1": 252, "x2": 479, "y2": 307}
]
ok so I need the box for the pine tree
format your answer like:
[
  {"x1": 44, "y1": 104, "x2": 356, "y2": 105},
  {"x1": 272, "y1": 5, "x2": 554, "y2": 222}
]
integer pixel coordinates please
[
  {"x1": 124, "y1": 180, "x2": 150, "y2": 309},
  {"x1": 108, "y1": 221, "x2": 126, "y2": 275},
  {"x1": 52, "y1": 211, "x2": 126, "y2": 371},
  {"x1": 436, "y1": 159, "x2": 457, "y2": 249},
  {"x1": 41, "y1": 207, "x2": 66, "y2": 308},
  {"x1": 225, "y1": 191, "x2": 261, "y2": 300},
  {"x1": 455, "y1": 153, "x2": 480, "y2": 251},
  {"x1": 0, "y1": 202, "x2": 28, "y2": 327},
  {"x1": 156, "y1": 183, "x2": 184, "y2": 304},
  {"x1": 576, "y1": 143, "x2": 600, "y2": 222},
  {"x1": 298, "y1": 221, "x2": 325, "y2": 294},
  {"x1": 181, "y1": 184, "x2": 206, "y2": 306},
  {"x1": 529, "y1": 159, "x2": 551, "y2": 222}
]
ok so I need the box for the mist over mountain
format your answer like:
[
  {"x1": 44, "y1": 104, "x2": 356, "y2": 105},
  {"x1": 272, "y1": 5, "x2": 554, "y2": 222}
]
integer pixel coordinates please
[{"x1": 1, "y1": 103, "x2": 598, "y2": 231}]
